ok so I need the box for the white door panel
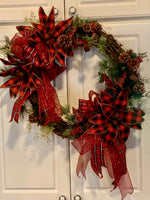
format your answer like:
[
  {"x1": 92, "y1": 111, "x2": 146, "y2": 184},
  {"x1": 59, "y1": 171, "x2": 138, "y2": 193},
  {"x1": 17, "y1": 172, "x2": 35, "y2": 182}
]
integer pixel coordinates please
[
  {"x1": 69, "y1": 21, "x2": 150, "y2": 200},
  {"x1": 65, "y1": 0, "x2": 150, "y2": 19},
  {"x1": 0, "y1": 0, "x2": 64, "y2": 22},
  {"x1": 0, "y1": 26, "x2": 70, "y2": 200},
  {"x1": 0, "y1": 2, "x2": 150, "y2": 200}
]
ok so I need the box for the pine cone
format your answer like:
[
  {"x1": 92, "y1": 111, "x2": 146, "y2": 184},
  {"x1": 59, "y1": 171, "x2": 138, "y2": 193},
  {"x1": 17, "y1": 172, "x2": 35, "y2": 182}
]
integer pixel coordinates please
[
  {"x1": 126, "y1": 49, "x2": 134, "y2": 55},
  {"x1": 57, "y1": 34, "x2": 73, "y2": 49},
  {"x1": 133, "y1": 83, "x2": 145, "y2": 94},
  {"x1": 29, "y1": 114, "x2": 39, "y2": 123},
  {"x1": 82, "y1": 23, "x2": 92, "y2": 33},
  {"x1": 126, "y1": 87, "x2": 132, "y2": 95},
  {"x1": 129, "y1": 71, "x2": 140, "y2": 81},
  {"x1": 127, "y1": 57, "x2": 141, "y2": 71},
  {"x1": 119, "y1": 52, "x2": 130, "y2": 63},
  {"x1": 105, "y1": 86, "x2": 118, "y2": 99},
  {"x1": 93, "y1": 23, "x2": 102, "y2": 34}
]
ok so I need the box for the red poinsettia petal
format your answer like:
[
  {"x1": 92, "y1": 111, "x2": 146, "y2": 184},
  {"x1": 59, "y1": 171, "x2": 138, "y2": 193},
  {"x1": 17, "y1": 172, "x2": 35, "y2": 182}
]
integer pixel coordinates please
[
  {"x1": 53, "y1": 42, "x2": 67, "y2": 57},
  {"x1": 39, "y1": 7, "x2": 47, "y2": 25},
  {"x1": 19, "y1": 83, "x2": 28, "y2": 97},
  {"x1": 0, "y1": 76, "x2": 21, "y2": 88},
  {"x1": 54, "y1": 17, "x2": 73, "y2": 38},
  {"x1": 126, "y1": 123, "x2": 142, "y2": 130},
  {"x1": 0, "y1": 67, "x2": 17, "y2": 77},
  {"x1": 115, "y1": 90, "x2": 128, "y2": 111},
  {"x1": 49, "y1": 47, "x2": 56, "y2": 63},
  {"x1": 0, "y1": 58, "x2": 14, "y2": 66},
  {"x1": 7, "y1": 55, "x2": 22, "y2": 65},
  {"x1": 9, "y1": 78, "x2": 23, "y2": 98},
  {"x1": 16, "y1": 26, "x2": 34, "y2": 37},
  {"x1": 27, "y1": 32, "x2": 41, "y2": 43},
  {"x1": 10, "y1": 86, "x2": 19, "y2": 98},
  {"x1": 46, "y1": 7, "x2": 55, "y2": 33},
  {"x1": 89, "y1": 114, "x2": 107, "y2": 125},
  {"x1": 31, "y1": 23, "x2": 46, "y2": 35},
  {"x1": 100, "y1": 103, "x2": 114, "y2": 119},
  {"x1": 133, "y1": 108, "x2": 145, "y2": 116},
  {"x1": 100, "y1": 90, "x2": 114, "y2": 105},
  {"x1": 55, "y1": 53, "x2": 65, "y2": 66},
  {"x1": 118, "y1": 124, "x2": 130, "y2": 142},
  {"x1": 120, "y1": 110, "x2": 144, "y2": 125}
]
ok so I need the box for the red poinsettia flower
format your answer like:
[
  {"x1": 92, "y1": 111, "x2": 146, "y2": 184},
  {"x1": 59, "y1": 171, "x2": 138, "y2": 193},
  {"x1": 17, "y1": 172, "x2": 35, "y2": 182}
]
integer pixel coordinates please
[
  {"x1": 71, "y1": 89, "x2": 144, "y2": 146},
  {"x1": 16, "y1": 7, "x2": 74, "y2": 66},
  {"x1": 88, "y1": 90, "x2": 144, "y2": 146},
  {"x1": 0, "y1": 55, "x2": 42, "y2": 98},
  {"x1": 72, "y1": 89, "x2": 144, "y2": 199},
  {"x1": 0, "y1": 55, "x2": 43, "y2": 121},
  {"x1": 0, "y1": 55, "x2": 65, "y2": 124}
]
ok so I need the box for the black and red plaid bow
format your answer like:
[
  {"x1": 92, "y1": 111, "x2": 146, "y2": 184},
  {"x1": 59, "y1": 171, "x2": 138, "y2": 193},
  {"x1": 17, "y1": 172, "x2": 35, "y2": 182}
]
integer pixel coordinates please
[
  {"x1": 0, "y1": 54, "x2": 65, "y2": 124},
  {"x1": 15, "y1": 7, "x2": 74, "y2": 67},
  {"x1": 0, "y1": 55, "x2": 42, "y2": 122},
  {"x1": 72, "y1": 89, "x2": 144, "y2": 198}
]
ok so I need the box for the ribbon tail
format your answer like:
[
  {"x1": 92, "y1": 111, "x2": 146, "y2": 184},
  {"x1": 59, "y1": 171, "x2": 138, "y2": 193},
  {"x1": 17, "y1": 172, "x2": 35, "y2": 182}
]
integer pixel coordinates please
[
  {"x1": 38, "y1": 71, "x2": 62, "y2": 126},
  {"x1": 118, "y1": 171, "x2": 134, "y2": 200},
  {"x1": 91, "y1": 138, "x2": 104, "y2": 178},
  {"x1": 103, "y1": 140, "x2": 132, "y2": 198},
  {"x1": 76, "y1": 150, "x2": 91, "y2": 179},
  {"x1": 10, "y1": 91, "x2": 32, "y2": 123},
  {"x1": 72, "y1": 132, "x2": 97, "y2": 155}
]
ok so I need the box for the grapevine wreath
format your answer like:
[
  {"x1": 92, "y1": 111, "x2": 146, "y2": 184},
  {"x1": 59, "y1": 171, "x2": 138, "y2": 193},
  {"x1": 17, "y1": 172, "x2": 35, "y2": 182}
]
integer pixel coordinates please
[{"x1": 0, "y1": 6, "x2": 148, "y2": 200}]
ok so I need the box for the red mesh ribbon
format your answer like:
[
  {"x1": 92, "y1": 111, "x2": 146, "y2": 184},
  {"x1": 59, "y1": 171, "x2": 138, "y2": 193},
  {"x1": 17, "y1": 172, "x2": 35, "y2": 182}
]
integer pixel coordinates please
[
  {"x1": 11, "y1": 34, "x2": 28, "y2": 61},
  {"x1": 72, "y1": 133, "x2": 134, "y2": 199},
  {"x1": 71, "y1": 89, "x2": 144, "y2": 199},
  {"x1": 37, "y1": 71, "x2": 61, "y2": 126},
  {"x1": 9, "y1": 33, "x2": 66, "y2": 124}
]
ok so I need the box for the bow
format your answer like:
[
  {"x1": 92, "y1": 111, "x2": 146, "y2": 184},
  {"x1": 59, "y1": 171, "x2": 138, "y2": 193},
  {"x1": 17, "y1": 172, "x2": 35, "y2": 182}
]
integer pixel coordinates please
[
  {"x1": 71, "y1": 89, "x2": 144, "y2": 199},
  {"x1": 16, "y1": 7, "x2": 73, "y2": 67}
]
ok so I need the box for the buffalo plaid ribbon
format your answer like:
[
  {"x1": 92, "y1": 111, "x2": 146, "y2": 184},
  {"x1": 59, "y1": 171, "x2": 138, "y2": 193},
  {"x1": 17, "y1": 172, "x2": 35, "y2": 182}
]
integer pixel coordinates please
[
  {"x1": 72, "y1": 89, "x2": 144, "y2": 195},
  {"x1": 0, "y1": 52, "x2": 65, "y2": 124},
  {"x1": 16, "y1": 7, "x2": 73, "y2": 67},
  {"x1": 0, "y1": 56, "x2": 43, "y2": 122}
]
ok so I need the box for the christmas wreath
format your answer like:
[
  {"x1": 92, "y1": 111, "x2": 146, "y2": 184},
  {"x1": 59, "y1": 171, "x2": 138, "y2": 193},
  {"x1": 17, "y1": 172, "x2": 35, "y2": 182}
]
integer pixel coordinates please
[{"x1": 0, "y1": 7, "x2": 148, "y2": 200}]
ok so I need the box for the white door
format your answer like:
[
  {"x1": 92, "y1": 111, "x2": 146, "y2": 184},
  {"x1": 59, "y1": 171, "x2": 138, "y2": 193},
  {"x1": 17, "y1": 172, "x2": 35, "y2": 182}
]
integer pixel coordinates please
[
  {"x1": 68, "y1": 20, "x2": 150, "y2": 200},
  {"x1": 65, "y1": 0, "x2": 150, "y2": 19},
  {"x1": 0, "y1": 1, "x2": 150, "y2": 200},
  {"x1": 0, "y1": 2, "x2": 70, "y2": 200},
  {"x1": 0, "y1": 0, "x2": 64, "y2": 22}
]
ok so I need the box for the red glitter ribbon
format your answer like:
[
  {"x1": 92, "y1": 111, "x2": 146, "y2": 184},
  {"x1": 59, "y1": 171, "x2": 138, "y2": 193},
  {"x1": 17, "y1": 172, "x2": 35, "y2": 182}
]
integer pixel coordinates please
[{"x1": 37, "y1": 71, "x2": 62, "y2": 126}]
